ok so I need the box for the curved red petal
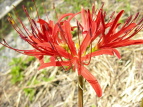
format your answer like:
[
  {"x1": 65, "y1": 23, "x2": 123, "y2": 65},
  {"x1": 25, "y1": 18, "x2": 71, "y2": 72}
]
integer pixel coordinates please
[
  {"x1": 82, "y1": 48, "x2": 121, "y2": 61},
  {"x1": 38, "y1": 61, "x2": 71, "y2": 70},
  {"x1": 80, "y1": 66, "x2": 102, "y2": 97}
]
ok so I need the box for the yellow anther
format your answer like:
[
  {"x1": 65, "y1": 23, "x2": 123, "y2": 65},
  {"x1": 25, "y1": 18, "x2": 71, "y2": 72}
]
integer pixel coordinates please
[
  {"x1": 60, "y1": 43, "x2": 70, "y2": 53},
  {"x1": 91, "y1": 46, "x2": 98, "y2": 52},
  {"x1": 95, "y1": 45, "x2": 98, "y2": 51},
  {"x1": 10, "y1": 20, "x2": 15, "y2": 24},
  {"x1": 75, "y1": 43, "x2": 79, "y2": 49},
  {"x1": 30, "y1": 7, "x2": 33, "y2": 11},
  {"x1": 24, "y1": 7, "x2": 27, "y2": 10},
  {"x1": 60, "y1": 43, "x2": 68, "y2": 49},
  {"x1": 8, "y1": 13, "x2": 12, "y2": 17}
]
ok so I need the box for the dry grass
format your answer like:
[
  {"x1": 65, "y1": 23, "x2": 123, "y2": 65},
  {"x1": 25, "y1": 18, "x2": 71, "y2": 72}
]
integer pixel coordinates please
[
  {"x1": 0, "y1": 0, "x2": 143, "y2": 107},
  {"x1": 0, "y1": 43, "x2": 143, "y2": 107}
]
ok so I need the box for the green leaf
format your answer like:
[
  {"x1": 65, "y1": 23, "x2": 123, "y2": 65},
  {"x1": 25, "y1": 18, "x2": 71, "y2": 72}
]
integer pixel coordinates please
[
  {"x1": 33, "y1": 79, "x2": 40, "y2": 85},
  {"x1": 23, "y1": 88, "x2": 35, "y2": 101},
  {"x1": 92, "y1": 105, "x2": 96, "y2": 107},
  {"x1": 42, "y1": 77, "x2": 55, "y2": 82}
]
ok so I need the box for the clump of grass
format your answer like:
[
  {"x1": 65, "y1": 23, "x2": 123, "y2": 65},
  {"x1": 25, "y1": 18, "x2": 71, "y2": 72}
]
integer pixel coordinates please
[
  {"x1": 23, "y1": 74, "x2": 55, "y2": 101},
  {"x1": 23, "y1": 88, "x2": 36, "y2": 101},
  {"x1": 9, "y1": 56, "x2": 35, "y2": 84}
]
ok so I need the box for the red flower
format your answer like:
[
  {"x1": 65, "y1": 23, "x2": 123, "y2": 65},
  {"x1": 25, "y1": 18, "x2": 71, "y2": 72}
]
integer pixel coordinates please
[
  {"x1": 1, "y1": 4, "x2": 143, "y2": 97},
  {"x1": 79, "y1": 5, "x2": 143, "y2": 52}
]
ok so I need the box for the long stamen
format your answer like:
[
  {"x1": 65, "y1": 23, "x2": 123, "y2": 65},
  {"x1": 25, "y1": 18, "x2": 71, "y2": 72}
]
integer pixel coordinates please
[
  {"x1": 107, "y1": 11, "x2": 115, "y2": 23},
  {"x1": 83, "y1": 28, "x2": 93, "y2": 65},
  {"x1": 1, "y1": 40, "x2": 24, "y2": 54},
  {"x1": 77, "y1": 22, "x2": 82, "y2": 74},
  {"x1": 77, "y1": 22, "x2": 81, "y2": 52},
  {"x1": 42, "y1": 2, "x2": 49, "y2": 22},
  {"x1": 120, "y1": 17, "x2": 143, "y2": 40},
  {"x1": 57, "y1": 23, "x2": 73, "y2": 69},
  {"x1": 32, "y1": 0, "x2": 40, "y2": 19},
  {"x1": 57, "y1": 23, "x2": 74, "y2": 56},
  {"x1": 53, "y1": 3, "x2": 58, "y2": 19},
  {"x1": 7, "y1": 17, "x2": 26, "y2": 37},
  {"x1": 12, "y1": 6, "x2": 33, "y2": 38},
  {"x1": 50, "y1": 40, "x2": 71, "y2": 71},
  {"x1": 22, "y1": 6, "x2": 41, "y2": 38}
]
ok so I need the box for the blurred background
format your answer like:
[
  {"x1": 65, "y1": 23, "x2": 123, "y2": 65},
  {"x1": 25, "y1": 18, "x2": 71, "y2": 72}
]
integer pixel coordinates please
[{"x1": 0, "y1": 0, "x2": 143, "y2": 107}]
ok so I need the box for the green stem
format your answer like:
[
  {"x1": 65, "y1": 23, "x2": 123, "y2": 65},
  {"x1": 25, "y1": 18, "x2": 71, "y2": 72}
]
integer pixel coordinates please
[{"x1": 78, "y1": 75, "x2": 83, "y2": 107}]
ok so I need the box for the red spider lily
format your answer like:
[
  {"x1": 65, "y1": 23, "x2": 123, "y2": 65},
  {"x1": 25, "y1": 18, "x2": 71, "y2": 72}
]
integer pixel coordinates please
[
  {"x1": 79, "y1": 5, "x2": 143, "y2": 53},
  {"x1": 1, "y1": 3, "x2": 143, "y2": 98}
]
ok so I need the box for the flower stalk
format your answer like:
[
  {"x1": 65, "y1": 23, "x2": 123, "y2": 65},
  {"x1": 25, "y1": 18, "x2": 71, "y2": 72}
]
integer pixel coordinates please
[{"x1": 78, "y1": 75, "x2": 83, "y2": 107}]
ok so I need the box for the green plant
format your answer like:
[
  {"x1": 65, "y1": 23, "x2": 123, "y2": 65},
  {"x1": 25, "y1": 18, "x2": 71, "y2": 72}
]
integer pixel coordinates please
[
  {"x1": 23, "y1": 88, "x2": 36, "y2": 101},
  {"x1": 27, "y1": 77, "x2": 40, "y2": 86},
  {"x1": 42, "y1": 76, "x2": 54, "y2": 82},
  {"x1": 10, "y1": 66, "x2": 24, "y2": 84},
  {"x1": 9, "y1": 56, "x2": 35, "y2": 84},
  {"x1": 91, "y1": 105, "x2": 96, "y2": 107}
]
